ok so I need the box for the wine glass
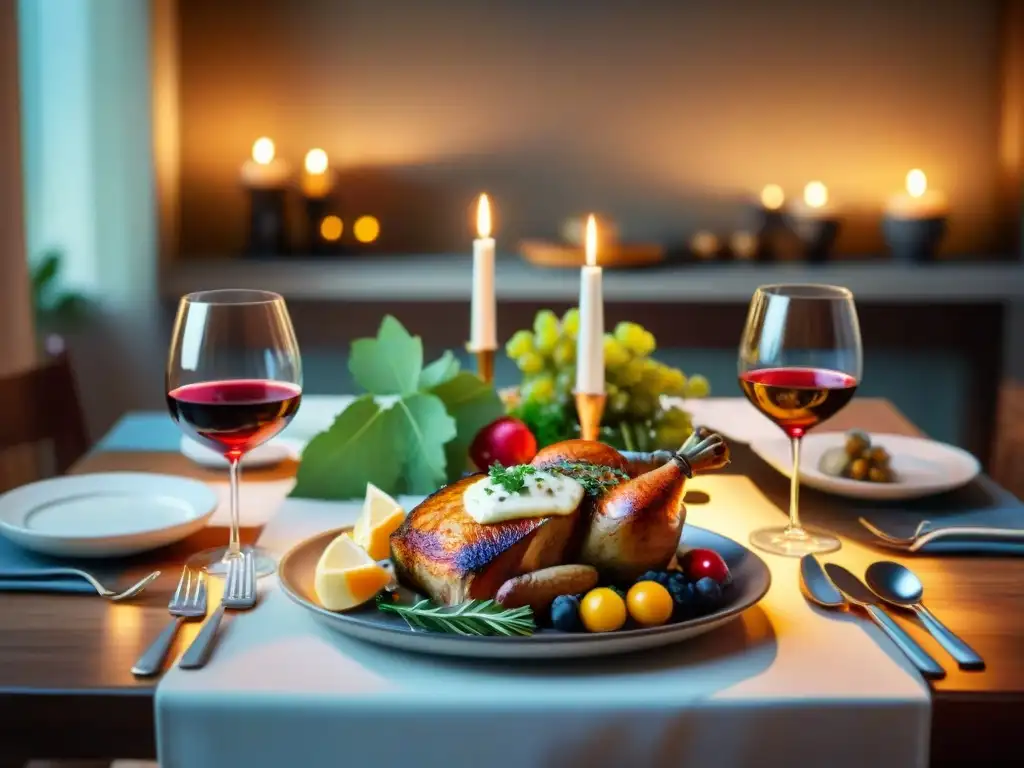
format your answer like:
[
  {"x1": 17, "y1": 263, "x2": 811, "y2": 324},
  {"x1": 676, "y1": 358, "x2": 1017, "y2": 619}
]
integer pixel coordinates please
[
  {"x1": 166, "y1": 289, "x2": 302, "y2": 577},
  {"x1": 738, "y1": 284, "x2": 862, "y2": 556}
]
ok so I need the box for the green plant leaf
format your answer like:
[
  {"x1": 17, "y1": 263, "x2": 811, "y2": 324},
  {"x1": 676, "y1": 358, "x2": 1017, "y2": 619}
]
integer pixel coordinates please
[
  {"x1": 418, "y1": 350, "x2": 460, "y2": 390},
  {"x1": 391, "y1": 392, "x2": 457, "y2": 493},
  {"x1": 430, "y1": 372, "x2": 504, "y2": 480},
  {"x1": 348, "y1": 315, "x2": 423, "y2": 396},
  {"x1": 290, "y1": 395, "x2": 403, "y2": 499},
  {"x1": 31, "y1": 250, "x2": 61, "y2": 296}
]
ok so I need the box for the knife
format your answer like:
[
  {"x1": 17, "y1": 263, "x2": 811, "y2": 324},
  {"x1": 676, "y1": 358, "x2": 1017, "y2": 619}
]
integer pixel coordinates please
[{"x1": 823, "y1": 563, "x2": 946, "y2": 679}]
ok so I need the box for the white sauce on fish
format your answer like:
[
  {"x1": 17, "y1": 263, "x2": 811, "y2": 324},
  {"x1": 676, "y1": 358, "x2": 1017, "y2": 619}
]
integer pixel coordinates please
[{"x1": 463, "y1": 469, "x2": 585, "y2": 525}]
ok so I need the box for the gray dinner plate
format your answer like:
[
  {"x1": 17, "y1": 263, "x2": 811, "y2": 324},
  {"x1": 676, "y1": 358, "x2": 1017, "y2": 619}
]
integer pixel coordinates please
[{"x1": 278, "y1": 525, "x2": 771, "y2": 659}]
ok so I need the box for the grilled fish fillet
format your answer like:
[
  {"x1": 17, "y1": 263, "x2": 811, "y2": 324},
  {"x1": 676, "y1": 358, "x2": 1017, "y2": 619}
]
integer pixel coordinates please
[{"x1": 390, "y1": 474, "x2": 580, "y2": 605}]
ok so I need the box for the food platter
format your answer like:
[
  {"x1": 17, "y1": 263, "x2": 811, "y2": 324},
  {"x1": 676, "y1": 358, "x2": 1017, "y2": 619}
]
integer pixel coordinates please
[{"x1": 278, "y1": 525, "x2": 771, "y2": 660}]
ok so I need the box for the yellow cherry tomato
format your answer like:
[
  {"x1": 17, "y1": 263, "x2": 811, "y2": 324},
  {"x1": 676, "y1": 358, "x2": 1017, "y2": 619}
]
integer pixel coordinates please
[
  {"x1": 580, "y1": 588, "x2": 627, "y2": 633},
  {"x1": 626, "y1": 581, "x2": 674, "y2": 627}
]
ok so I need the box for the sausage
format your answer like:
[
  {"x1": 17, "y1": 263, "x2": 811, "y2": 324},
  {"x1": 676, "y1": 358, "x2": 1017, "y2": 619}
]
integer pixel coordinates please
[{"x1": 495, "y1": 564, "x2": 599, "y2": 613}]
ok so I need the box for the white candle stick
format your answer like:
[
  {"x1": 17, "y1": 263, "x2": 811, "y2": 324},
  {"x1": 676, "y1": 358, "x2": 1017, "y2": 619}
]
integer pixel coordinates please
[
  {"x1": 240, "y1": 137, "x2": 290, "y2": 189},
  {"x1": 470, "y1": 193, "x2": 497, "y2": 351},
  {"x1": 575, "y1": 214, "x2": 605, "y2": 395}
]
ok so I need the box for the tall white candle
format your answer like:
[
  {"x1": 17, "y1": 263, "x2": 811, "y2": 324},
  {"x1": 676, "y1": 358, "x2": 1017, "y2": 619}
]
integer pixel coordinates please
[
  {"x1": 575, "y1": 215, "x2": 605, "y2": 395},
  {"x1": 470, "y1": 193, "x2": 497, "y2": 351}
]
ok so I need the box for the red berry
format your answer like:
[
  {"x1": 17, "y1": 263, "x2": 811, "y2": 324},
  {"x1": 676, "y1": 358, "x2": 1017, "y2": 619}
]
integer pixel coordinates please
[
  {"x1": 679, "y1": 548, "x2": 731, "y2": 585},
  {"x1": 469, "y1": 417, "x2": 538, "y2": 469}
]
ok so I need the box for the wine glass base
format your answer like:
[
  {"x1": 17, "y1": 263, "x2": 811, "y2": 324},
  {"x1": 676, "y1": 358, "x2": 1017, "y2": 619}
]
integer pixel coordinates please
[
  {"x1": 185, "y1": 545, "x2": 277, "y2": 577},
  {"x1": 749, "y1": 526, "x2": 841, "y2": 557}
]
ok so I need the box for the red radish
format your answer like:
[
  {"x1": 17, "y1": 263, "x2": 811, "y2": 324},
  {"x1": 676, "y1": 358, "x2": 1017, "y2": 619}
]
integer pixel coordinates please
[
  {"x1": 470, "y1": 417, "x2": 538, "y2": 469},
  {"x1": 679, "y1": 548, "x2": 731, "y2": 585}
]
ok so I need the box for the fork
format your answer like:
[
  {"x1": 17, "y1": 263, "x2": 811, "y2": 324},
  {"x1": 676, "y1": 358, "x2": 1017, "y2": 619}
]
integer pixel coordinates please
[
  {"x1": 131, "y1": 566, "x2": 207, "y2": 677},
  {"x1": 179, "y1": 551, "x2": 257, "y2": 669},
  {"x1": 7, "y1": 568, "x2": 160, "y2": 600},
  {"x1": 859, "y1": 517, "x2": 1024, "y2": 551}
]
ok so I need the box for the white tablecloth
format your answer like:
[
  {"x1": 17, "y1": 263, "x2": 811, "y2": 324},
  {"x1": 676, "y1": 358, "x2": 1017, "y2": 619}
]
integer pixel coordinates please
[{"x1": 155, "y1": 471, "x2": 930, "y2": 768}]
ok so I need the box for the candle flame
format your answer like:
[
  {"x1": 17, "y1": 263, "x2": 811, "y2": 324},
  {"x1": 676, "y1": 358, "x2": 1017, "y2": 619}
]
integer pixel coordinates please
[
  {"x1": 906, "y1": 169, "x2": 927, "y2": 198},
  {"x1": 305, "y1": 148, "x2": 328, "y2": 175},
  {"x1": 252, "y1": 137, "x2": 275, "y2": 165},
  {"x1": 760, "y1": 184, "x2": 785, "y2": 210},
  {"x1": 804, "y1": 181, "x2": 828, "y2": 209},
  {"x1": 585, "y1": 214, "x2": 598, "y2": 267},
  {"x1": 476, "y1": 194, "x2": 492, "y2": 238}
]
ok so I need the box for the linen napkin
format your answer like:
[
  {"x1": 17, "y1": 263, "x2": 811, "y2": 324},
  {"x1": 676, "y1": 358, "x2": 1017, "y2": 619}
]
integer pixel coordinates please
[
  {"x1": 855, "y1": 476, "x2": 1024, "y2": 554},
  {"x1": 0, "y1": 533, "x2": 119, "y2": 593}
]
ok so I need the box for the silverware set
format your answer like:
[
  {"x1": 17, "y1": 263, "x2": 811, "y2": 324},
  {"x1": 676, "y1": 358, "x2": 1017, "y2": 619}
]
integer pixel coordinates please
[
  {"x1": 801, "y1": 555, "x2": 984, "y2": 679},
  {"x1": 132, "y1": 551, "x2": 257, "y2": 677}
]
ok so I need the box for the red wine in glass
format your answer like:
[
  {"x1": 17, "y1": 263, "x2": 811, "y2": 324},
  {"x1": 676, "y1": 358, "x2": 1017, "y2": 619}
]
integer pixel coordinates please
[
  {"x1": 166, "y1": 289, "x2": 302, "y2": 577},
  {"x1": 738, "y1": 284, "x2": 862, "y2": 556},
  {"x1": 168, "y1": 380, "x2": 302, "y2": 459},
  {"x1": 738, "y1": 367, "x2": 858, "y2": 439}
]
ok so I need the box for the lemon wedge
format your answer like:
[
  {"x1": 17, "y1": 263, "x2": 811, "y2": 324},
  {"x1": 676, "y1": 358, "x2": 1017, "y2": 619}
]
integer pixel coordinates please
[
  {"x1": 314, "y1": 533, "x2": 391, "y2": 612},
  {"x1": 352, "y1": 483, "x2": 405, "y2": 560}
]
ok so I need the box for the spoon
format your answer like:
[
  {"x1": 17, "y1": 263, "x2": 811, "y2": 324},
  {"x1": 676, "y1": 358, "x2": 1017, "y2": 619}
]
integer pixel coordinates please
[
  {"x1": 865, "y1": 561, "x2": 984, "y2": 670},
  {"x1": 823, "y1": 562, "x2": 946, "y2": 679},
  {"x1": 799, "y1": 554, "x2": 843, "y2": 608}
]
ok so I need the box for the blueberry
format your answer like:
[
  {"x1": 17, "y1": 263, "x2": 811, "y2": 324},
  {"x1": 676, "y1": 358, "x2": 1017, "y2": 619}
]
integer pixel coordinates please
[
  {"x1": 608, "y1": 585, "x2": 628, "y2": 600},
  {"x1": 638, "y1": 570, "x2": 661, "y2": 584},
  {"x1": 550, "y1": 595, "x2": 582, "y2": 632},
  {"x1": 668, "y1": 572, "x2": 688, "y2": 591},
  {"x1": 669, "y1": 581, "x2": 698, "y2": 618},
  {"x1": 694, "y1": 577, "x2": 723, "y2": 609}
]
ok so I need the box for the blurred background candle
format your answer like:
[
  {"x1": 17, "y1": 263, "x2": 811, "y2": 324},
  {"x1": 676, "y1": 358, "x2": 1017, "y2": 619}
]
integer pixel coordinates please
[
  {"x1": 240, "y1": 137, "x2": 290, "y2": 255},
  {"x1": 301, "y1": 148, "x2": 337, "y2": 254},
  {"x1": 788, "y1": 180, "x2": 841, "y2": 263},
  {"x1": 882, "y1": 169, "x2": 949, "y2": 262},
  {"x1": 575, "y1": 215, "x2": 605, "y2": 395},
  {"x1": 751, "y1": 183, "x2": 788, "y2": 261},
  {"x1": 470, "y1": 194, "x2": 497, "y2": 366}
]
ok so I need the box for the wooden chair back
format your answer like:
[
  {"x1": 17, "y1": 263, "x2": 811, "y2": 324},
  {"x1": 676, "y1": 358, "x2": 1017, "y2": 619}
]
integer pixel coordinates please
[{"x1": 0, "y1": 351, "x2": 89, "y2": 484}]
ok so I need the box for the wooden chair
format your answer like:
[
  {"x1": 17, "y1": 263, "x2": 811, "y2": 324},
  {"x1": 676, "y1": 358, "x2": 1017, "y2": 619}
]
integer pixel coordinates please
[{"x1": 0, "y1": 351, "x2": 89, "y2": 489}]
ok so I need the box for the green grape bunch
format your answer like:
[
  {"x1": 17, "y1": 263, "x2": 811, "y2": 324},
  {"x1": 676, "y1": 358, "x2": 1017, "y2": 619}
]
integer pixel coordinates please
[{"x1": 504, "y1": 309, "x2": 711, "y2": 451}]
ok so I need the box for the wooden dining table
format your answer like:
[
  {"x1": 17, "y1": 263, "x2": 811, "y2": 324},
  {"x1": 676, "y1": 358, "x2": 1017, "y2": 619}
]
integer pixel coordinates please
[{"x1": 0, "y1": 398, "x2": 1021, "y2": 767}]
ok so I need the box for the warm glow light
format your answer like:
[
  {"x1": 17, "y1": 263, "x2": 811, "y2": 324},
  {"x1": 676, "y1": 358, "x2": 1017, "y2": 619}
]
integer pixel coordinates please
[
  {"x1": 906, "y1": 169, "x2": 927, "y2": 198},
  {"x1": 803, "y1": 181, "x2": 828, "y2": 209},
  {"x1": 354, "y1": 215, "x2": 380, "y2": 243},
  {"x1": 476, "y1": 193, "x2": 492, "y2": 239},
  {"x1": 252, "y1": 137, "x2": 275, "y2": 165},
  {"x1": 320, "y1": 215, "x2": 343, "y2": 241},
  {"x1": 760, "y1": 184, "x2": 785, "y2": 210},
  {"x1": 585, "y1": 214, "x2": 598, "y2": 267},
  {"x1": 305, "y1": 148, "x2": 329, "y2": 175}
]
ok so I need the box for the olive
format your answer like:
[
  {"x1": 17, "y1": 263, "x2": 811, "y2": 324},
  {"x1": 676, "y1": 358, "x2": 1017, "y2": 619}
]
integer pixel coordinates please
[
  {"x1": 848, "y1": 457, "x2": 869, "y2": 481},
  {"x1": 868, "y1": 466, "x2": 893, "y2": 483},
  {"x1": 844, "y1": 429, "x2": 871, "y2": 457},
  {"x1": 818, "y1": 446, "x2": 850, "y2": 477},
  {"x1": 867, "y1": 446, "x2": 890, "y2": 466}
]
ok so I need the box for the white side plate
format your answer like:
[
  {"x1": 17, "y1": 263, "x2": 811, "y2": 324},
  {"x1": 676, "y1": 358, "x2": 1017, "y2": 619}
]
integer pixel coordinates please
[
  {"x1": 751, "y1": 432, "x2": 981, "y2": 500},
  {"x1": 0, "y1": 472, "x2": 218, "y2": 558}
]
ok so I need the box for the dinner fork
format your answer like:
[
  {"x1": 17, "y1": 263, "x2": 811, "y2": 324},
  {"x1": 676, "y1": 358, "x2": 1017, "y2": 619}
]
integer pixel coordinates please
[
  {"x1": 179, "y1": 550, "x2": 257, "y2": 670},
  {"x1": 9, "y1": 568, "x2": 160, "y2": 600},
  {"x1": 131, "y1": 566, "x2": 207, "y2": 677},
  {"x1": 859, "y1": 517, "x2": 1024, "y2": 551}
]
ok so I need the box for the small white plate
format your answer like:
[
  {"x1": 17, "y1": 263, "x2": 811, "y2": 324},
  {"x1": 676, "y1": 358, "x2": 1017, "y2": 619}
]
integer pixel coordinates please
[
  {"x1": 180, "y1": 436, "x2": 302, "y2": 469},
  {"x1": 0, "y1": 472, "x2": 218, "y2": 558},
  {"x1": 751, "y1": 432, "x2": 981, "y2": 501}
]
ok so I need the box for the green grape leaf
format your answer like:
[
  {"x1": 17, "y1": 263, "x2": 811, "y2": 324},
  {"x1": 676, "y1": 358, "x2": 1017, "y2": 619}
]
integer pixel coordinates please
[
  {"x1": 290, "y1": 395, "x2": 404, "y2": 499},
  {"x1": 391, "y1": 392, "x2": 457, "y2": 493},
  {"x1": 418, "y1": 350, "x2": 460, "y2": 390},
  {"x1": 430, "y1": 372, "x2": 505, "y2": 479},
  {"x1": 349, "y1": 315, "x2": 423, "y2": 396}
]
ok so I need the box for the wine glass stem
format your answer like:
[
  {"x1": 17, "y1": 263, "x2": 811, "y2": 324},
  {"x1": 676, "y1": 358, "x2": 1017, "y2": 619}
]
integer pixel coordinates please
[
  {"x1": 227, "y1": 457, "x2": 242, "y2": 557},
  {"x1": 788, "y1": 436, "x2": 803, "y2": 535}
]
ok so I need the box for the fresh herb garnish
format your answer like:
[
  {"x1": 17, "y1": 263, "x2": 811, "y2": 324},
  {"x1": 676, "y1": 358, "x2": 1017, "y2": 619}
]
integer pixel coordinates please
[
  {"x1": 377, "y1": 596, "x2": 535, "y2": 637},
  {"x1": 548, "y1": 461, "x2": 629, "y2": 496},
  {"x1": 487, "y1": 462, "x2": 537, "y2": 495},
  {"x1": 483, "y1": 487, "x2": 494, "y2": 496}
]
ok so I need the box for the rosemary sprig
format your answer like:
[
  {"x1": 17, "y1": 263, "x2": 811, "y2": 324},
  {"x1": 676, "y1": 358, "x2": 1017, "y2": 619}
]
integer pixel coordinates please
[
  {"x1": 547, "y1": 460, "x2": 629, "y2": 496},
  {"x1": 377, "y1": 596, "x2": 536, "y2": 637}
]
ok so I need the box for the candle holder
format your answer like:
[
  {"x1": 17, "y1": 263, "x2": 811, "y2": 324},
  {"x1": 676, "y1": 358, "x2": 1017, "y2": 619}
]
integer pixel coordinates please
[
  {"x1": 881, "y1": 215, "x2": 947, "y2": 263},
  {"x1": 789, "y1": 215, "x2": 841, "y2": 263},
  {"x1": 575, "y1": 392, "x2": 607, "y2": 442},
  {"x1": 246, "y1": 187, "x2": 288, "y2": 256},
  {"x1": 473, "y1": 348, "x2": 495, "y2": 385}
]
